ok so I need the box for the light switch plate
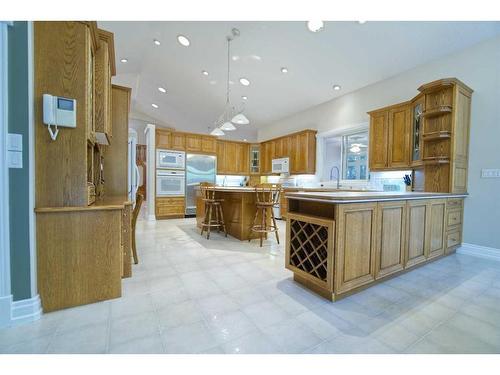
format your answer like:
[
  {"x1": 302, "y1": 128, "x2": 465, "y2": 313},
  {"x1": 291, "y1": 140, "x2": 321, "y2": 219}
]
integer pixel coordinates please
[
  {"x1": 7, "y1": 133, "x2": 22, "y2": 151},
  {"x1": 8, "y1": 150, "x2": 23, "y2": 169},
  {"x1": 481, "y1": 169, "x2": 500, "y2": 178}
]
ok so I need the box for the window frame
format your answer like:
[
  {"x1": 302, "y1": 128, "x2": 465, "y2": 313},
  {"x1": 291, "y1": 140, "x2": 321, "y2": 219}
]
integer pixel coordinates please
[
  {"x1": 340, "y1": 129, "x2": 369, "y2": 183},
  {"x1": 317, "y1": 123, "x2": 370, "y2": 186}
]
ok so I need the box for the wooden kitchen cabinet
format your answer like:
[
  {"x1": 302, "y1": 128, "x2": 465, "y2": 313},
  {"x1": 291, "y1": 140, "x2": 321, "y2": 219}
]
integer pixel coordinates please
[
  {"x1": 156, "y1": 197, "x2": 185, "y2": 219},
  {"x1": 427, "y1": 198, "x2": 447, "y2": 259},
  {"x1": 185, "y1": 134, "x2": 202, "y2": 151},
  {"x1": 388, "y1": 104, "x2": 411, "y2": 168},
  {"x1": 258, "y1": 130, "x2": 316, "y2": 175},
  {"x1": 290, "y1": 130, "x2": 316, "y2": 174},
  {"x1": 156, "y1": 129, "x2": 172, "y2": 149},
  {"x1": 261, "y1": 141, "x2": 274, "y2": 174},
  {"x1": 334, "y1": 202, "x2": 378, "y2": 294},
  {"x1": 201, "y1": 136, "x2": 217, "y2": 153},
  {"x1": 369, "y1": 103, "x2": 410, "y2": 170},
  {"x1": 369, "y1": 110, "x2": 389, "y2": 170},
  {"x1": 216, "y1": 141, "x2": 226, "y2": 173},
  {"x1": 224, "y1": 142, "x2": 239, "y2": 174},
  {"x1": 405, "y1": 200, "x2": 428, "y2": 267},
  {"x1": 405, "y1": 198, "x2": 446, "y2": 265},
  {"x1": 94, "y1": 29, "x2": 114, "y2": 143},
  {"x1": 216, "y1": 140, "x2": 249, "y2": 175},
  {"x1": 375, "y1": 201, "x2": 406, "y2": 279},
  {"x1": 171, "y1": 132, "x2": 186, "y2": 150}
]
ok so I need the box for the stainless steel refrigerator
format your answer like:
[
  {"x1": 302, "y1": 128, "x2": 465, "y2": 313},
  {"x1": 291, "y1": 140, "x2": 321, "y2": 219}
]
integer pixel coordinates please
[{"x1": 185, "y1": 153, "x2": 217, "y2": 215}]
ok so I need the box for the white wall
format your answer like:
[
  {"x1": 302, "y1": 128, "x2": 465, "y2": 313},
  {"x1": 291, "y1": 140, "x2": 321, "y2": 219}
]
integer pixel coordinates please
[{"x1": 258, "y1": 35, "x2": 500, "y2": 249}]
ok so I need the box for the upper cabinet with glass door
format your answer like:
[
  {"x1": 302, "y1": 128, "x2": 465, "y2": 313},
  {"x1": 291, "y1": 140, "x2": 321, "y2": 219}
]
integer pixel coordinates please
[
  {"x1": 411, "y1": 94, "x2": 425, "y2": 166},
  {"x1": 249, "y1": 144, "x2": 260, "y2": 174}
]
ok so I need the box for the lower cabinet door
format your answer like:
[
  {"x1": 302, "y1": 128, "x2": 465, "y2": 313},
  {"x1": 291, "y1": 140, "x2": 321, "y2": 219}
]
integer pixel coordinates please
[
  {"x1": 406, "y1": 200, "x2": 428, "y2": 267},
  {"x1": 375, "y1": 201, "x2": 406, "y2": 279},
  {"x1": 335, "y1": 203, "x2": 377, "y2": 295},
  {"x1": 427, "y1": 199, "x2": 446, "y2": 259}
]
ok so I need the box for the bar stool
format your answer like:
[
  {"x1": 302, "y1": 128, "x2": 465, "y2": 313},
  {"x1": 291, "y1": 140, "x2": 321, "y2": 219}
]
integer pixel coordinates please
[
  {"x1": 200, "y1": 182, "x2": 227, "y2": 239},
  {"x1": 250, "y1": 183, "x2": 281, "y2": 247}
]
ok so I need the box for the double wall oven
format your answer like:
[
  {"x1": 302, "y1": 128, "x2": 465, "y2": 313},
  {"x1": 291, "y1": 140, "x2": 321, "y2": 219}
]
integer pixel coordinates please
[{"x1": 156, "y1": 149, "x2": 186, "y2": 197}]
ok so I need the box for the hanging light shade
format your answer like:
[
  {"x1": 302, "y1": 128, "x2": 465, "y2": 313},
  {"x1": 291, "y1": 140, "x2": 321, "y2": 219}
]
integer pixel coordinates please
[
  {"x1": 210, "y1": 28, "x2": 250, "y2": 134},
  {"x1": 220, "y1": 121, "x2": 236, "y2": 131},
  {"x1": 231, "y1": 113, "x2": 249, "y2": 125},
  {"x1": 210, "y1": 127, "x2": 225, "y2": 136}
]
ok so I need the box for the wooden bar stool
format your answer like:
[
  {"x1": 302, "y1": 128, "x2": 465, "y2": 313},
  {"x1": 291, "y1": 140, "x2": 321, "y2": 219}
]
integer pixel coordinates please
[
  {"x1": 250, "y1": 183, "x2": 281, "y2": 247},
  {"x1": 200, "y1": 182, "x2": 227, "y2": 239}
]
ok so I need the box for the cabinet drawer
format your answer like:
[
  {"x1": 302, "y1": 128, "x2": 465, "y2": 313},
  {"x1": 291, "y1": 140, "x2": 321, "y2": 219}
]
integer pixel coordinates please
[
  {"x1": 156, "y1": 197, "x2": 185, "y2": 207},
  {"x1": 156, "y1": 205, "x2": 185, "y2": 216},
  {"x1": 447, "y1": 209, "x2": 462, "y2": 227},
  {"x1": 446, "y1": 229, "x2": 462, "y2": 249},
  {"x1": 447, "y1": 198, "x2": 463, "y2": 209}
]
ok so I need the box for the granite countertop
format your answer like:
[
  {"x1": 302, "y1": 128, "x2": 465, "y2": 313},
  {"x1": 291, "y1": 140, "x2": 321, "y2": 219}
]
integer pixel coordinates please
[{"x1": 285, "y1": 191, "x2": 468, "y2": 203}]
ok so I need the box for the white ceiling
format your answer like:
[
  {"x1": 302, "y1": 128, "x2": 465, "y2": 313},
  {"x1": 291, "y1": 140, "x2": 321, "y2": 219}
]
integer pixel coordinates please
[{"x1": 99, "y1": 21, "x2": 500, "y2": 141}]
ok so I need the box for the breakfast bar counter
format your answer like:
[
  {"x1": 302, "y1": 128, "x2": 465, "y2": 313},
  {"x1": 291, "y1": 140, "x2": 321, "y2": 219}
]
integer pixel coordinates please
[
  {"x1": 195, "y1": 186, "x2": 267, "y2": 241},
  {"x1": 284, "y1": 191, "x2": 467, "y2": 301}
]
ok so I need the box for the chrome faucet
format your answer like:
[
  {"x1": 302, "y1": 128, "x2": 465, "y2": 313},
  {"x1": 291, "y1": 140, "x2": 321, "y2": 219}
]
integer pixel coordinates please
[
  {"x1": 223, "y1": 176, "x2": 227, "y2": 187},
  {"x1": 329, "y1": 166, "x2": 341, "y2": 189}
]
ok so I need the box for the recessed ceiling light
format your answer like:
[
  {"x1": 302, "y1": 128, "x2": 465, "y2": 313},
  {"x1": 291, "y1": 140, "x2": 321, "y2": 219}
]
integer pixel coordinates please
[
  {"x1": 239, "y1": 78, "x2": 250, "y2": 86},
  {"x1": 202, "y1": 70, "x2": 209, "y2": 76},
  {"x1": 281, "y1": 67, "x2": 288, "y2": 73},
  {"x1": 243, "y1": 139, "x2": 247, "y2": 142},
  {"x1": 241, "y1": 96, "x2": 248, "y2": 100},
  {"x1": 307, "y1": 21, "x2": 324, "y2": 33},
  {"x1": 177, "y1": 35, "x2": 190, "y2": 47},
  {"x1": 158, "y1": 87, "x2": 166, "y2": 93},
  {"x1": 120, "y1": 58, "x2": 128, "y2": 63},
  {"x1": 333, "y1": 84, "x2": 342, "y2": 91},
  {"x1": 151, "y1": 103, "x2": 159, "y2": 109},
  {"x1": 153, "y1": 39, "x2": 161, "y2": 45}
]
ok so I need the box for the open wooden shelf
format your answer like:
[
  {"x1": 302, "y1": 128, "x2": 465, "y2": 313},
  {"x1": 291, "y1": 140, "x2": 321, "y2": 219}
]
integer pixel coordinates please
[
  {"x1": 422, "y1": 131, "x2": 452, "y2": 141},
  {"x1": 422, "y1": 106, "x2": 452, "y2": 118}
]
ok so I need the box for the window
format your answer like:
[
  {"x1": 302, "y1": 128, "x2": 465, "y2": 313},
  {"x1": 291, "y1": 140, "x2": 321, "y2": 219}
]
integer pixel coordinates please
[
  {"x1": 342, "y1": 131, "x2": 368, "y2": 181},
  {"x1": 323, "y1": 128, "x2": 369, "y2": 183}
]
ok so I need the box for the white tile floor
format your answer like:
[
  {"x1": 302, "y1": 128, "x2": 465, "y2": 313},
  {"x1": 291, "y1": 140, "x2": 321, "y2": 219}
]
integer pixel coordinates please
[{"x1": 1, "y1": 212, "x2": 500, "y2": 354}]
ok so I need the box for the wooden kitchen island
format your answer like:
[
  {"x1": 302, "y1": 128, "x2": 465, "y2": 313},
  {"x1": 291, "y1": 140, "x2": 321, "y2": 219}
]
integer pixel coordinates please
[
  {"x1": 195, "y1": 186, "x2": 272, "y2": 241},
  {"x1": 285, "y1": 191, "x2": 467, "y2": 301}
]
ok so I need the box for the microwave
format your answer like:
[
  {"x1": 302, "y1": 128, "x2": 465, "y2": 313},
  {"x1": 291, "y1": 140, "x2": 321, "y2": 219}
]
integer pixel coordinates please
[
  {"x1": 157, "y1": 149, "x2": 185, "y2": 170},
  {"x1": 272, "y1": 157, "x2": 290, "y2": 174},
  {"x1": 156, "y1": 170, "x2": 185, "y2": 196}
]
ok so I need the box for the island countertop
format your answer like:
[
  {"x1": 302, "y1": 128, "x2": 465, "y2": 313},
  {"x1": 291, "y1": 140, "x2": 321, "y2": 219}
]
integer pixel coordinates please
[
  {"x1": 194, "y1": 185, "x2": 380, "y2": 193},
  {"x1": 285, "y1": 191, "x2": 468, "y2": 203}
]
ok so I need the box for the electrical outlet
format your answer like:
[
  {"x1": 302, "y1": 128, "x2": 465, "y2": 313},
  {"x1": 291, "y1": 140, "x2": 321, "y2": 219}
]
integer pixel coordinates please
[{"x1": 481, "y1": 169, "x2": 500, "y2": 178}]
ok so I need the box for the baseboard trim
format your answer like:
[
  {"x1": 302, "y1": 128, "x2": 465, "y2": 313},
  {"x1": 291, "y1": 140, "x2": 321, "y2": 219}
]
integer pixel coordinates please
[
  {"x1": 458, "y1": 243, "x2": 500, "y2": 262},
  {"x1": 0, "y1": 294, "x2": 12, "y2": 328},
  {"x1": 10, "y1": 294, "x2": 42, "y2": 326}
]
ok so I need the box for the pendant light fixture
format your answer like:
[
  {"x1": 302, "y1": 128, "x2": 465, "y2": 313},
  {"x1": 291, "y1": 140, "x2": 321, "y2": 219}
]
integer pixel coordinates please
[
  {"x1": 210, "y1": 28, "x2": 249, "y2": 136},
  {"x1": 220, "y1": 121, "x2": 237, "y2": 131},
  {"x1": 231, "y1": 113, "x2": 249, "y2": 125},
  {"x1": 210, "y1": 127, "x2": 225, "y2": 136}
]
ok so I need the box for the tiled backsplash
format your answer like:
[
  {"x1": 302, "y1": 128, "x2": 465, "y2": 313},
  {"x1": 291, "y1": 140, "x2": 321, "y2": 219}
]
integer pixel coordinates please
[
  {"x1": 367, "y1": 171, "x2": 412, "y2": 192},
  {"x1": 285, "y1": 170, "x2": 412, "y2": 191}
]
